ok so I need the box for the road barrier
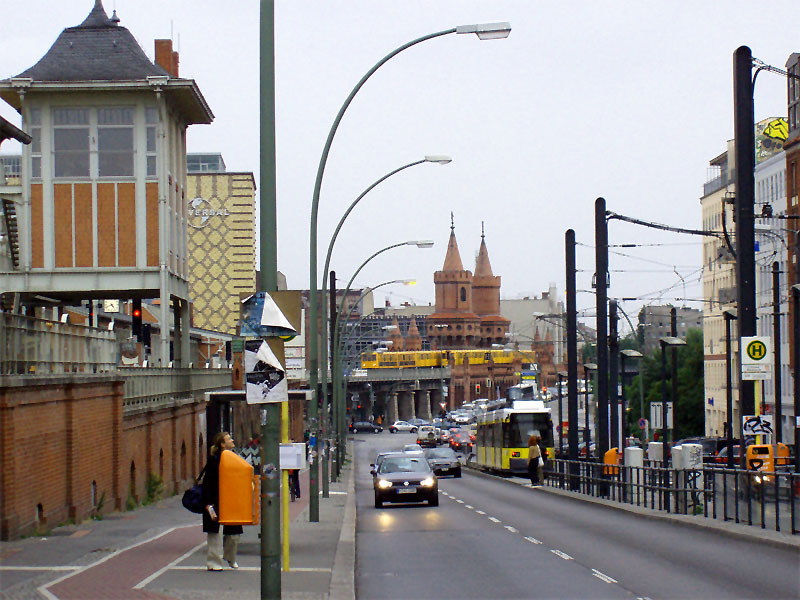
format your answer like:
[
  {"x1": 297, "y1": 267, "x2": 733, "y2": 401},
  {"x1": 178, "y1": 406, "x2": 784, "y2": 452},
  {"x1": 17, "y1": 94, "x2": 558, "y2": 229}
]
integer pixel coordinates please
[{"x1": 545, "y1": 458, "x2": 799, "y2": 535}]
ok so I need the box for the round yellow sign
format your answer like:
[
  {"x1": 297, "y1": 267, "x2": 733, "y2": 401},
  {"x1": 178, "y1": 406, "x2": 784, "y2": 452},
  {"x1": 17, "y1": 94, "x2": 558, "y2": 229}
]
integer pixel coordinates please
[{"x1": 745, "y1": 339, "x2": 767, "y2": 361}]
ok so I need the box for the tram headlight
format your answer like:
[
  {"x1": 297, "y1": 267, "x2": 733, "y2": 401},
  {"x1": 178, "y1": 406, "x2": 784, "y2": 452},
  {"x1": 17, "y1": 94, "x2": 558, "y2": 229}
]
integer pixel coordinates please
[
  {"x1": 420, "y1": 477, "x2": 435, "y2": 488},
  {"x1": 378, "y1": 479, "x2": 392, "y2": 489}
]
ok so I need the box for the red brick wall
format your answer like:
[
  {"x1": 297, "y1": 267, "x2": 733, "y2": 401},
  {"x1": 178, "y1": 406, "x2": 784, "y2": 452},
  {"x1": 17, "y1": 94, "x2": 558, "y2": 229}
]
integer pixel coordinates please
[{"x1": 0, "y1": 376, "x2": 205, "y2": 540}]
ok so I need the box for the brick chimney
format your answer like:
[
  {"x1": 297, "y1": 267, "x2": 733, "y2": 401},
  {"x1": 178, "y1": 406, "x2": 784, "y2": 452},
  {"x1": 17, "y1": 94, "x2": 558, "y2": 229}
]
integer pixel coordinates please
[{"x1": 154, "y1": 39, "x2": 179, "y2": 76}]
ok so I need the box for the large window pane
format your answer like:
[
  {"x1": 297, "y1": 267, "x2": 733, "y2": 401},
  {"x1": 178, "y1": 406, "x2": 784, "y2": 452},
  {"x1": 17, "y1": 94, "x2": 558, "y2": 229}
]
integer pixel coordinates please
[
  {"x1": 54, "y1": 127, "x2": 89, "y2": 177},
  {"x1": 53, "y1": 108, "x2": 88, "y2": 126},
  {"x1": 98, "y1": 107, "x2": 133, "y2": 125},
  {"x1": 98, "y1": 128, "x2": 133, "y2": 176}
]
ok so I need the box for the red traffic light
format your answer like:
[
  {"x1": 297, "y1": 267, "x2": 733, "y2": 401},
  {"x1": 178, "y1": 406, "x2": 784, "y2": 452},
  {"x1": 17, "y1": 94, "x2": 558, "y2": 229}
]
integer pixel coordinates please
[{"x1": 132, "y1": 309, "x2": 141, "y2": 318}]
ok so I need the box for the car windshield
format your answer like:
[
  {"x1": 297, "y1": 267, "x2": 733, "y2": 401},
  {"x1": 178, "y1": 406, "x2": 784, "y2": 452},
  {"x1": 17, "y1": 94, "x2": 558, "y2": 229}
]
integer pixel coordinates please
[
  {"x1": 379, "y1": 457, "x2": 428, "y2": 473},
  {"x1": 426, "y1": 449, "x2": 456, "y2": 459}
]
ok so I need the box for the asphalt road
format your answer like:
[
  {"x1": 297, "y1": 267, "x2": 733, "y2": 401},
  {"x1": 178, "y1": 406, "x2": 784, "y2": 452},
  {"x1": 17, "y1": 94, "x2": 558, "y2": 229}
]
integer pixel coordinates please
[{"x1": 354, "y1": 431, "x2": 800, "y2": 600}]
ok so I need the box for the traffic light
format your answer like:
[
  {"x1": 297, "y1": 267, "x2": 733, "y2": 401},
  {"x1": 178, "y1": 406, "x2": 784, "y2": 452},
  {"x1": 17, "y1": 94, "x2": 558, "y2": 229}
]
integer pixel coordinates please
[
  {"x1": 474, "y1": 383, "x2": 480, "y2": 394},
  {"x1": 132, "y1": 299, "x2": 142, "y2": 340}
]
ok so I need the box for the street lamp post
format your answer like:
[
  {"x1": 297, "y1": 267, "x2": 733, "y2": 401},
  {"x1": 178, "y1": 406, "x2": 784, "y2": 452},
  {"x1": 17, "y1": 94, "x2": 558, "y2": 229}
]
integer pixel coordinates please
[
  {"x1": 792, "y1": 285, "x2": 800, "y2": 475},
  {"x1": 723, "y1": 309, "x2": 738, "y2": 470},
  {"x1": 308, "y1": 20, "x2": 511, "y2": 523},
  {"x1": 557, "y1": 371, "x2": 568, "y2": 455},
  {"x1": 619, "y1": 350, "x2": 643, "y2": 449}
]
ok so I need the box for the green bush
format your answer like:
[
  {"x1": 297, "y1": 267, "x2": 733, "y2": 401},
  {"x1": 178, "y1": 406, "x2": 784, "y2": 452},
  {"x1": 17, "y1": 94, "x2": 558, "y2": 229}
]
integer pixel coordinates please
[{"x1": 144, "y1": 473, "x2": 165, "y2": 505}]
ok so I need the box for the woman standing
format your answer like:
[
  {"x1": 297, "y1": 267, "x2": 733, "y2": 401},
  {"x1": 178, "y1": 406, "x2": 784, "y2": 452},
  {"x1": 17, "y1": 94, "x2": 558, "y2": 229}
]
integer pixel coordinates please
[
  {"x1": 202, "y1": 432, "x2": 243, "y2": 570},
  {"x1": 527, "y1": 433, "x2": 542, "y2": 487}
]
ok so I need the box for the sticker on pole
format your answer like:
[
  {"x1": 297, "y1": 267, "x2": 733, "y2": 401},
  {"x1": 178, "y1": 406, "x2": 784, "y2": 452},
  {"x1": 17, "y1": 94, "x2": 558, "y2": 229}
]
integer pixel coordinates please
[
  {"x1": 245, "y1": 340, "x2": 288, "y2": 404},
  {"x1": 741, "y1": 336, "x2": 771, "y2": 380},
  {"x1": 240, "y1": 292, "x2": 298, "y2": 339}
]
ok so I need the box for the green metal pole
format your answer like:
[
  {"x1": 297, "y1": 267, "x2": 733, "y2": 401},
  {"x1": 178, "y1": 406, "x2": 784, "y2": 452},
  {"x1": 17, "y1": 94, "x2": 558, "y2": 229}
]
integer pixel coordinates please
[{"x1": 259, "y1": 1, "x2": 280, "y2": 597}]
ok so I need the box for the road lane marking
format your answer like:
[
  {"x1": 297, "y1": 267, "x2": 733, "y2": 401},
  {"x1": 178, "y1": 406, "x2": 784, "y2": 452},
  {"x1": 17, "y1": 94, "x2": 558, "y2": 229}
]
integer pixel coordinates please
[
  {"x1": 504, "y1": 526, "x2": 518, "y2": 533},
  {"x1": 38, "y1": 524, "x2": 196, "y2": 600},
  {"x1": 550, "y1": 550, "x2": 573, "y2": 560},
  {"x1": 0, "y1": 566, "x2": 80, "y2": 571},
  {"x1": 169, "y1": 566, "x2": 331, "y2": 572},
  {"x1": 488, "y1": 517, "x2": 501, "y2": 523},
  {"x1": 591, "y1": 569, "x2": 618, "y2": 584},
  {"x1": 455, "y1": 499, "x2": 464, "y2": 504},
  {"x1": 524, "y1": 536, "x2": 542, "y2": 545},
  {"x1": 475, "y1": 510, "x2": 486, "y2": 515},
  {"x1": 133, "y1": 541, "x2": 205, "y2": 589},
  {"x1": 465, "y1": 504, "x2": 473, "y2": 509}
]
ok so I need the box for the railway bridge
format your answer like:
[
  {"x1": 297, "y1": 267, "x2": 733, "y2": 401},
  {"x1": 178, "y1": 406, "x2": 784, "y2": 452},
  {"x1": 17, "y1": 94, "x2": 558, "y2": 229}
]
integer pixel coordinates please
[{"x1": 344, "y1": 366, "x2": 450, "y2": 424}]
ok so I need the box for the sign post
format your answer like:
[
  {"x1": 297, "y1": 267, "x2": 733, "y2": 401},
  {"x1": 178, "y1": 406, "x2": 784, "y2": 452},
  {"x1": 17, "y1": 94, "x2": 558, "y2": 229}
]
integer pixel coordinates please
[{"x1": 741, "y1": 336, "x2": 771, "y2": 381}]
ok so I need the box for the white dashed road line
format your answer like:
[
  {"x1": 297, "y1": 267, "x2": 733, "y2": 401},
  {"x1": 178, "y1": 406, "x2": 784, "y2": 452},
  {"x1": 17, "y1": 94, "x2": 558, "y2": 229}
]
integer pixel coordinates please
[
  {"x1": 524, "y1": 536, "x2": 542, "y2": 545},
  {"x1": 488, "y1": 517, "x2": 501, "y2": 523},
  {"x1": 475, "y1": 510, "x2": 486, "y2": 515},
  {"x1": 551, "y1": 550, "x2": 573, "y2": 560},
  {"x1": 504, "y1": 526, "x2": 518, "y2": 533},
  {"x1": 591, "y1": 569, "x2": 618, "y2": 584},
  {"x1": 465, "y1": 505, "x2": 473, "y2": 509},
  {"x1": 455, "y1": 499, "x2": 464, "y2": 504}
]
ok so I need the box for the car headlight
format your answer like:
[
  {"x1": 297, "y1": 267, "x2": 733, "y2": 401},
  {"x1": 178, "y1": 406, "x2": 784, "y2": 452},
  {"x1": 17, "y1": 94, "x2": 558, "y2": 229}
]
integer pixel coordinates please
[
  {"x1": 754, "y1": 475, "x2": 762, "y2": 484},
  {"x1": 420, "y1": 477, "x2": 435, "y2": 487},
  {"x1": 377, "y1": 479, "x2": 392, "y2": 489}
]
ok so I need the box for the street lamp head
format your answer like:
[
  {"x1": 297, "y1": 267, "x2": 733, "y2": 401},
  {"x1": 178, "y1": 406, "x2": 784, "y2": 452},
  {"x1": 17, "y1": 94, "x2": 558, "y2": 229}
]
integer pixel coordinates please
[
  {"x1": 620, "y1": 349, "x2": 643, "y2": 359},
  {"x1": 659, "y1": 336, "x2": 686, "y2": 347},
  {"x1": 424, "y1": 155, "x2": 452, "y2": 165},
  {"x1": 407, "y1": 240, "x2": 435, "y2": 248},
  {"x1": 398, "y1": 279, "x2": 417, "y2": 286},
  {"x1": 456, "y1": 21, "x2": 512, "y2": 40},
  {"x1": 583, "y1": 363, "x2": 598, "y2": 371}
]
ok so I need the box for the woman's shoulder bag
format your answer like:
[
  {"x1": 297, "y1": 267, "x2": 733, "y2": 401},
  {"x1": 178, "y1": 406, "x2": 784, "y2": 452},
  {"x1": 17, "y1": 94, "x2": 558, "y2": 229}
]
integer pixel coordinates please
[{"x1": 181, "y1": 464, "x2": 208, "y2": 514}]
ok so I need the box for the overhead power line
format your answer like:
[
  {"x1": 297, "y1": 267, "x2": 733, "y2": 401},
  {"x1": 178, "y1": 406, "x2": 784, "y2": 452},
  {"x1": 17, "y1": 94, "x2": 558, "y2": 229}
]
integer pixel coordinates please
[{"x1": 606, "y1": 211, "x2": 722, "y2": 238}]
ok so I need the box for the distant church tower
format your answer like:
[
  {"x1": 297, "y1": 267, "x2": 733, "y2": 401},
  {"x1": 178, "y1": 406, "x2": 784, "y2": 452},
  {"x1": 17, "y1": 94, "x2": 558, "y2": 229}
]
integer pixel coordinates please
[
  {"x1": 472, "y1": 223, "x2": 509, "y2": 346},
  {"x1": 427, "y1": 215, "x2": 480, "y2": 349}
]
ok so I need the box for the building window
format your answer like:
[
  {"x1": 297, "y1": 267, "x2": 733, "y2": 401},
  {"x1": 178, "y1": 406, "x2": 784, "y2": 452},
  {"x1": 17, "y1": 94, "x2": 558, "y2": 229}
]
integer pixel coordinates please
[
  {"x1": 98, "y1": 107, "x2": 134, "y2": 177},
  {"x1": 146, "y1": 106, "x2": 158, "y2": 177},
  {"x1": 28, "y1": 108, "x2": 41, "y2": 178},
  {"x1": 460, "y1": 287, "x2": 466, "y2": 302},
  {"x1": 53, "y1": 108, "x2": 89, "y2": 177}
]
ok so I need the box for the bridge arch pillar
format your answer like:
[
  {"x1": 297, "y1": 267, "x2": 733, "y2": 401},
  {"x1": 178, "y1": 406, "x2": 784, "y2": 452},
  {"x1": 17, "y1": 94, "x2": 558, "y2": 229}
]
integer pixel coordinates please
[
  {"x1": 416, "y1": 390, "x2": 432, "y2": 420},
  {"x1": 398, "y1": 390, "x2": 415, "y2": 421}
]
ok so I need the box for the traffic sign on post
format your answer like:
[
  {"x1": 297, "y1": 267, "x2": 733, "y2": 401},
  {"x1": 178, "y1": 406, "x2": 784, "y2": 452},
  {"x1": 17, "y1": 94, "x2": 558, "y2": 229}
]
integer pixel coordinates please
[
  {"x1": 650, "y1": 402, "x2": 673, "y2": 429},
  {"x1": 741, "y1": 336, "x2": 771, "y2": 380}
]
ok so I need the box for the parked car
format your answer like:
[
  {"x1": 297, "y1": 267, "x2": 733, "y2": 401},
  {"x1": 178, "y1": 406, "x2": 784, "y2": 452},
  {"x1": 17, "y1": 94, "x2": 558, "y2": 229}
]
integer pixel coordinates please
[
  {"x1": 424, "y1": 447, "x2": 461, "y2": 478},
  {"x1": 674, "y1": 437, "x2": 726, "y2": 463},
  {"x1": 714, "y1": 445, "x2": 742, "y2": 465},
  {"x1": 389, "y1": 421, "x2": 417, "y2": 433},
  {"x1": 372, "y1": 453, "x2": 438, "y2": 508},
  {"x1": 349, "y1": 421, "x2": 383, "y2": 434},
  {"x1": 416, "y1": 425, "x2": 438, "y2": 447},
  {"x1": 408, "y1": 418, "x2": 430, "y2": 427}
]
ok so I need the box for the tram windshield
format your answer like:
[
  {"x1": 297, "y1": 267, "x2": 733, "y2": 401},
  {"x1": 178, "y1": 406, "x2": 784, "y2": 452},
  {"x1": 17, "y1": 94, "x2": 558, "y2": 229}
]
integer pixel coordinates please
[{"x1": 505, "y1": 413, "x2": 554, "y2": 448}]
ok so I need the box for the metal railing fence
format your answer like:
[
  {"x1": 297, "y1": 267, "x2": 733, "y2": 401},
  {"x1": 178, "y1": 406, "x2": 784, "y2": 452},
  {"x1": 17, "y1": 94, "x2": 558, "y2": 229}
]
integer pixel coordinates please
[
  {"x1": 0, "y1": 312, "x2": 116, "y2": 374},
  {"x1": 546, "y1": 459, "x2": 799, "y2": 535}
]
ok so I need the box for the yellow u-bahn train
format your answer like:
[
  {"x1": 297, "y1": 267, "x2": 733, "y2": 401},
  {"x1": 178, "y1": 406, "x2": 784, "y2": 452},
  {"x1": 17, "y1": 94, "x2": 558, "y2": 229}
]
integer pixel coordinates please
[
  {"x1": 474, "y1": 387, "x2": 554, "y2": 475},
  {"x1": 360, "y1": 349, "x2": 534, "y2": 369}
]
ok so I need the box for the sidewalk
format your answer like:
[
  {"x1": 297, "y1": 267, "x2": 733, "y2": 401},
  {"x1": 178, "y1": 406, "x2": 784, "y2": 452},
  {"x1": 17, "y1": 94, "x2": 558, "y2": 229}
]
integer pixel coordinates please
[{"x1": 0, "y1": 454, "x2": 355, "y2": 600}]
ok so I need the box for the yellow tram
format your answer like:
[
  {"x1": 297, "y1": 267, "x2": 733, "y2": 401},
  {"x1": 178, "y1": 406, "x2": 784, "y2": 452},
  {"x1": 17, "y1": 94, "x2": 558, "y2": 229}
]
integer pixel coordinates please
[
  {"x1": 475, "y1": 396, "x2": 554, "y2": 475},
  {"x1": 360, "y1": 349, "x2": 531, "y2": 369}
]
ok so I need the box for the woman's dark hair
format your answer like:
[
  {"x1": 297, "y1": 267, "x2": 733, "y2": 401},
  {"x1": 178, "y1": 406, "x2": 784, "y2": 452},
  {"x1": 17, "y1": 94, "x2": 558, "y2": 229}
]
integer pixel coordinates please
[{"x1": 210, "y1": 431, "x2": 230, "y2": 456}]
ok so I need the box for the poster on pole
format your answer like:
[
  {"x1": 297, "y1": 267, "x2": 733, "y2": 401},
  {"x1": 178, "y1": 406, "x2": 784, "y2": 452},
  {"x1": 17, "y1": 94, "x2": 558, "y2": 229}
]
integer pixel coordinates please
[
  {"x1": 240, "y1": 292, "x2": 298, "y2": 339},
  {"x1": 245, "y1": 340, "x2": 288, "y2": 404}
]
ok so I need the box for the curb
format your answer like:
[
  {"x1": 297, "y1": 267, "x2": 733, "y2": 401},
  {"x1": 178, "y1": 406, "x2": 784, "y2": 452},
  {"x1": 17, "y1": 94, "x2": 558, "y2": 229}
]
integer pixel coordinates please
[
  {"x1": 328, "y1": 450, "x2": 356, "y2": 600},
  {"x1": 464, "y1": 464, "x2": 800, "y2": 551}
]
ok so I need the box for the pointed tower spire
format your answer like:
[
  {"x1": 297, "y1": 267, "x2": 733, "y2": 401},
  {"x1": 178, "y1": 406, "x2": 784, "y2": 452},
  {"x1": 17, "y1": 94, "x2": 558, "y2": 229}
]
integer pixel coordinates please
[
  {"x1": 474, "y1": 223, "x2": 494, "y2": 278},
  {"x1": 442, "y1": 213, "x2": 464, "y2": 272}
]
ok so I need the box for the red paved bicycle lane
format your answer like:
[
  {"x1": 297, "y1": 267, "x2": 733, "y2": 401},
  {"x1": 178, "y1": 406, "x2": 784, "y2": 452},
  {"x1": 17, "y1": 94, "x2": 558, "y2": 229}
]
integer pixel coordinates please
[{"x1": 44, "y1": 525, "x2": 205, "y2": 600}]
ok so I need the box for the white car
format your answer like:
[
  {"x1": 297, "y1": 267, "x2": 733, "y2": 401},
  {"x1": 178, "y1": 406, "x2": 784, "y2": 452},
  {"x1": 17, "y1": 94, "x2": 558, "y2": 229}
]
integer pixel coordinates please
[
  {"x1": 389, "y1": 420, "x2": 417, "y2": 433},
  {"x1": 402, "y1": 444, "x2": 425, "y2": 456}
]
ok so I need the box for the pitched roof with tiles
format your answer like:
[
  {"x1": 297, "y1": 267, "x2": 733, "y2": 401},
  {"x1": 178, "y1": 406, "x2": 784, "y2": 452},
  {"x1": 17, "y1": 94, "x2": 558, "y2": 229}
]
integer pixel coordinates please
[{"x1": 11, "y1": 1, "x2": 170, "y2": 82}]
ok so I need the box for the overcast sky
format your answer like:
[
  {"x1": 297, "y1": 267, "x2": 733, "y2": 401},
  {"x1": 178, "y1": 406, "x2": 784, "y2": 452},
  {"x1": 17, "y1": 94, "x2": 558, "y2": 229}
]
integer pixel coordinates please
[{"x1": 2, "y1": 1, "x2": 798, "y2": 336}]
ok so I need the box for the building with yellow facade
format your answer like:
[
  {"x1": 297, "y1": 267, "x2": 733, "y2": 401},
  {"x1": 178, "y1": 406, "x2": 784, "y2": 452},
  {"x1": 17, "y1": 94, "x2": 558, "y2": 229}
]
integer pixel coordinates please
[{"x1": 186, "y1": 153, "x2": 256, "y2": 335}]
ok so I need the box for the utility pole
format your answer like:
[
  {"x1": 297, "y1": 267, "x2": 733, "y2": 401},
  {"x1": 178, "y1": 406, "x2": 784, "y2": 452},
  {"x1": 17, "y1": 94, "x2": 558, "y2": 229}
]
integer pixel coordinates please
[
  {"x1": 565, "y1": 229, "x2": 579, "y2": 489},
  {"x1": 772, "y1": 263, "x2": 782, "y2": 443},
  {"x1": 609, "y1": 300, "x2": 619, "y2": 450},
  {"x1": 733, "y1": 46, "x2": 756, "y2": 450},
  {"x1": 670, "y1": 307, "x2": 678, "y2": 444},
  {"x1": 595, "y1": 198, "x2": 609, "y2": 466},
  {"x1": 259, "y1": 1, "x2": 281, "y2": 597},
  {"x1": 329, "y1": 270, "x2": 338, "y2": 480}
]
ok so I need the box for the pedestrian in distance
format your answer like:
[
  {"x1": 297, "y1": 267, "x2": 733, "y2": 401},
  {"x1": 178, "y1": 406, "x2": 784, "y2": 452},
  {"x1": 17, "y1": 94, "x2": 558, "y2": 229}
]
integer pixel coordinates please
[
  {"x1": 202, "y1": 431, "x2": 243, "y2": 571},
  {"x1": 527, "y1": 432, "x2": 543, "y2": 487}
]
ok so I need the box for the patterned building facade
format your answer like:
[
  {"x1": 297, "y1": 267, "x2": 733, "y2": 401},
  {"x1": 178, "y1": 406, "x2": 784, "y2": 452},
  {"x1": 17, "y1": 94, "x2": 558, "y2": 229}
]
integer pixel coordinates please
[{"x1": 186, "y1": 164, "x2": 256, "y2": 335}]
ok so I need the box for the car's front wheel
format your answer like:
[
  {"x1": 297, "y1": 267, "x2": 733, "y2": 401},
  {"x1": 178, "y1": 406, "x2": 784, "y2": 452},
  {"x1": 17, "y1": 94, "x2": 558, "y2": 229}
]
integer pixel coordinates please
[
  {"x1": 373, "y1": 428, "x2": 380, "y2": 434},
  {"x1": 390, "y1": 428, "x2": 396, "y2": 433},
  {"x1": 411, "y1": 428, "x2": 418, "y2": 433},
  {"x1": 352, "y1": 428, "x2": 358, "y2": 433},
  {"x1": 374, "y1": 495, "x2": 383, "y2": 508}
]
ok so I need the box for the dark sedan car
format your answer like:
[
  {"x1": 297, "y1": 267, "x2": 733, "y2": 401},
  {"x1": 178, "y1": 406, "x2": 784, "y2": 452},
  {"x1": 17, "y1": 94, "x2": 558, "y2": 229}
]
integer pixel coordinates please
[
  {"x1": 424, "y1": 447, "x2": 461, "y2": 478},
  {"x1": 349, "y1": 421, "x2": 383, "y2": 434},
  {"x1": 372, "y1": 453, "x2": 438, "y2": 508},
  {"x1": 449, "y1": 431, "x2": 474, "y2": 453}
]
